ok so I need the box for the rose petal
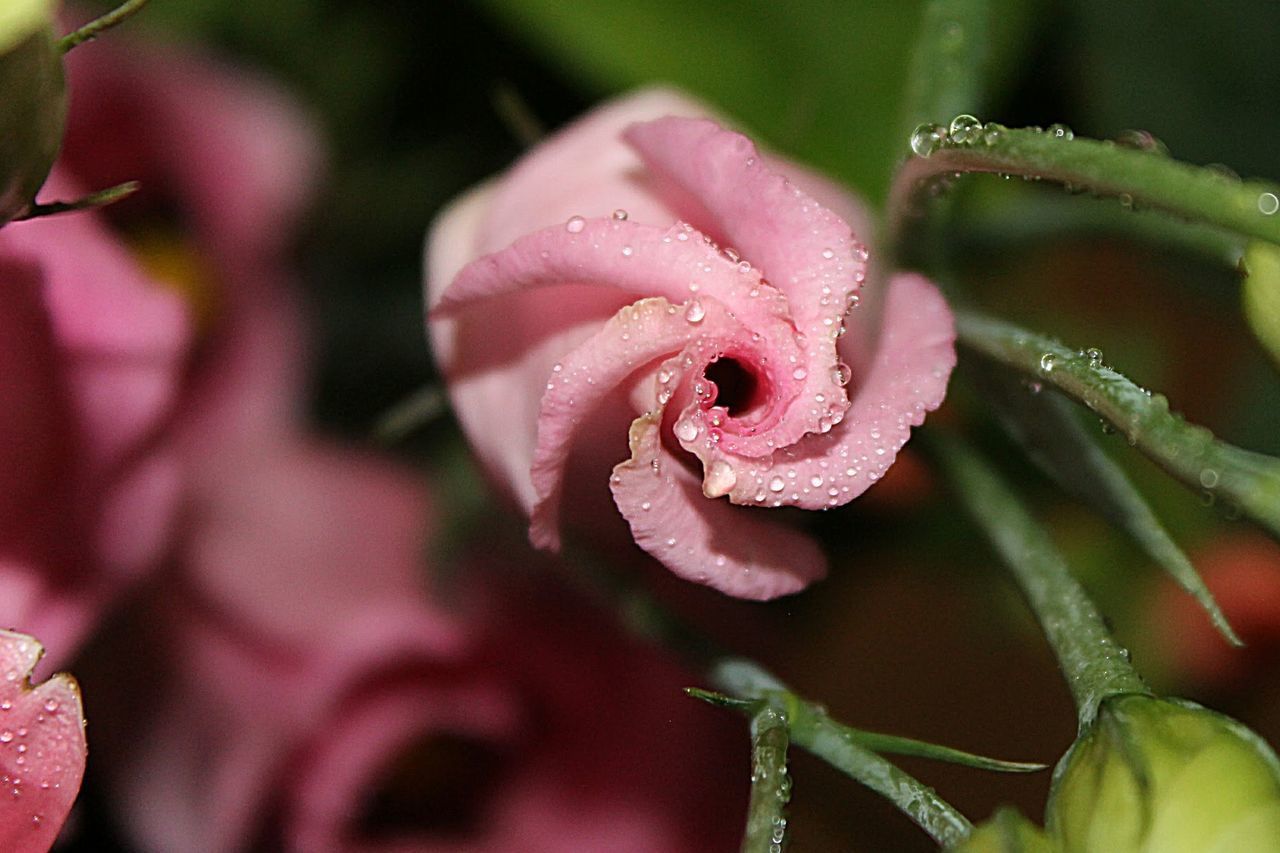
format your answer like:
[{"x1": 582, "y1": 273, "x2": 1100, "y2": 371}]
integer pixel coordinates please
[
  {"x1": 0, "y1": 629, "x2": 86, "y2": 853},
  {"x1": 528, "y1": 296, "x2": 753, "y2": 549},
  {"x1": 708, "y1": 273, "x2": 957, "y2": 509},
  {"x1": 610, "y1": 412, "x2": 826, "y2": 599}
]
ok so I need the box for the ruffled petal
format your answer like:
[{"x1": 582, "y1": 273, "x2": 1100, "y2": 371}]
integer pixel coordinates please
[
  {"x1": 528, "y1": 296, "x2": 752, "y2": 548},
  {"x1": 0, "y1": 629, "x2": 86, "y2": 853},
  {"x1": 611, "y1": 412, "x2": 826, "y2": 599},
  {"x1": 708, "y1": 273, "x2": 956, "y2": 508}
]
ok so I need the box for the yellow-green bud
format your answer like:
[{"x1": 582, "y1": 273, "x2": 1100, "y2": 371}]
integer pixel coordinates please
[
  {"x1": 952, "y1": 808, "x2": 1056, "y2": 853},
  {"x1": 0, "y1": 0, "x2": 66, "y2": 224},
  {"x1": 1046, "y1": 695, "x2": 1280, "y2": 852}
]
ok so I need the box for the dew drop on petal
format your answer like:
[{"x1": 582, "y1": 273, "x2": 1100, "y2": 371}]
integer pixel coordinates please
[
  {"x1": 832, "y1": 362, "x2": 853, "y2": 386},
  {"x1": 1259, "y1": 192, "x2": 1280, "y2": 216},
  {"x1": 685, "y1": 300, "x2": 706, "y2": 323},
  {"x1": 565, "y1": 215, "x2": 586, "y2": 233},
  {"x1": 703, "y1": 460, "x2": 738, "y2": 498},
  {"x1": 768, "y1": 476, "x2": 786, "y2": 493},
  {"x1": 674, "y1": 416, "x2": 700, "y2": 443},
  {"x1": 612, "y1": 208, "x2": 628, "y2": 220}
]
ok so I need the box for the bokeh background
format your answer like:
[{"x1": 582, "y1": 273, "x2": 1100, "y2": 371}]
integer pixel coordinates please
[{"x1": 62, "y1": 0, "x2": 1280, "y2": 850}]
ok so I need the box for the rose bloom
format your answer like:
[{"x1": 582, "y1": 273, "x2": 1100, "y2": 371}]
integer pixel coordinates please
[{"x1": 427, "y1": 89, "x2": 956, "y2": 600}]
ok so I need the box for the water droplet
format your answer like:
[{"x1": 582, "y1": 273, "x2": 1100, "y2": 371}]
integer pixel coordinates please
[
  {"x1": 565, "y1": 215, "x2": 586, "y2": 233},
  {"x1": 703, "y1": 460, "x2": 738, "y2": 498},
  {"x1": 809, "y1": 475, "x2": 824, "y2": 488},
  {"x1": 41, "y1": 699, "x2": 56, "y2": 713},
  {"x1": 1086, "y1": 347, "x2": 1104, "y2": 366},
  {"x1": 1259, "y1": 192, "x2": 1279, "y2": 216},
  {"x1": 674, "y1": 416, "x2": 700, "y2": 443},
  {"x1": 948, "y1": 114, "x2": 983, "y2": 145},
  {"x1": 1039, "y1": 352, "x2": 1057, "y2": 372},
  {"x1": 612, "y1": 209, "x2": 628, "y2": 220},
  {"x1": 620, "y1": 245, "x2": 633, "y2": 257},
  {"x1": 981, "y1": 122, "x2": 1004, "y2": 146},
  {"x1": 792, "y1": 367, "x2": 807, "y2": 380},
  {"x1": 0, "y1": 732, "x2": 12, "y2": 744},
  {"x1": 1046, "y1": 123, "x2": 1074, "y2": 141},
  {"x1": 910, "y1": 123, "x2": 946, "y2": 157},
  {"x1": 768, "y1": 476, "x2": 786, "y2": 493},
  {"x1": 1199, "y1": 468, "x2": 1220, "y2": 489},
  {"x1": 641, "y1": 501, "x2": 652, "y2": 511},
  {"x1": 832, "y1": 362, "x2": 853, "y2": 386},
  {"x1": 821, "y1": 247, "x2": 835, "y2": 260},
  {"x1": 1114, "y1": 129, "x2": 1168, "y2": 155},
  {"x1": 685, "y1": 300, "x2": 706, "y2": 323}
]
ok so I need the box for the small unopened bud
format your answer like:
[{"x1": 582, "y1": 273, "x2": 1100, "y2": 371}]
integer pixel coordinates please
[
  {"x1": 1047, "y1": 695, "x2": 1280, "y2": 852},
  {"x1": 0, "y1": 0, "x2": 67, "y2": 224},
  {"x1": 952, "y1": 808, "x2": 1054, "y2": 852}
]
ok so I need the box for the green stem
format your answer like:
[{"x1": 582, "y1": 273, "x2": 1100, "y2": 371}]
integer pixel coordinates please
[
  {"x1": 743, "y1": 707, "x2": 791, "y2": 853},
  {"x1": 58, "y1": 0, "x2": 150, "y2": 52},
  {"x1": 899, "y1": 0, "x2": 989, "y2": 140},
  {"x1": 927, "y1": 434, "x2": 1149, "y2": 728},
  {"x1": 888, "y1": 126, "x2": 1280, "y2": 256},
  {"x1": 14, "y1": 180, "x2": 138, "y2": 220},
  {"x1": 711, "y1": 660, "x2": 975, "y2": 848},
  {"x1": 956, "y1": 309, "x2": 1280, "y2": 541}
]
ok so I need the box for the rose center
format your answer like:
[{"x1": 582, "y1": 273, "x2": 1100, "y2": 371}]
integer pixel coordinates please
[
  {"x1": 705, "y1": 356, "x2": 767, "y2": 418},
  {"x1": 356, "y1": 733, "x2": 508, "y2": 840}
]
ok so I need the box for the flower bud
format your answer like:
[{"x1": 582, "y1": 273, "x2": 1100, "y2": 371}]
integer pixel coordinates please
[
  {"x1": 1046, "y1": 694, "x2": 1280, "y2": 852},
  {"x1": 953, "y1": 808, "x2": 1055, "y2": 853},
  {"x1": 0, "y1": 0, "x2": 67, "y2": 224}
]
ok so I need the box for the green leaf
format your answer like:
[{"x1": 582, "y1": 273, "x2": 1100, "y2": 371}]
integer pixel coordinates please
[
  {"x1": 889, "y1": 125, "x2": 1280, "y2": 252},
  {"x1": 743, "y1": 707, "x2": 791, "y2": 853},
  {"x1": 974, "y1": 364, "x2": 1240, "y2": 646},
  {"x1": 710, "y1": 659, "x2": 975, "y2": 847},
  {"x1": 956, "y1": 309, "x2": 1280, "y2": 543},
  {"x1": 1242, "y1": 240, "x2": 1280, "y2": 371},
  {"x1": 848, "y1": 729, "x2": 1045, "y2": 774},
  {"x1": 471, "y1": 0, "x2": 1036, "y2": 205},
  {"x1": 926, "y1": 434, "x2": 1149, "y2": 728}
]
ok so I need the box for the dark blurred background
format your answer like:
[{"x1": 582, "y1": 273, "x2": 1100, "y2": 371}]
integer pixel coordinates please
[{"x1": 70, "y1": 1, "x2": 1280, "y2": 850}]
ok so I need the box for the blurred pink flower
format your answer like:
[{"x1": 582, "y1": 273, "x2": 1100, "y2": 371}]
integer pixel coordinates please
[
  {"x1": 427, "y1": 89, "x2": 956, "y2": 600},
  {"x1": 0, "y1": 173, "x2": 190, "y2": 669},
  {"x1": 0, "y1": 628, "x2": 87, "y2": 853},
  {"x1": 54, "y1": 30, "x2": 739, "y2": 853},
  {"x1": 85, "y1": 445, "x2": 741, "y2": 853}
]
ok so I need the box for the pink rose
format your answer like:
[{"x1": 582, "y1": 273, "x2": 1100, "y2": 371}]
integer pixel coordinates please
[
  {"x1": 82, "y1": 445, "x2": 739, "y2": 853},
  {"x1": 427, "y1": 89, "x2": 956, "y2": 599},
  {"x1": 0, "y1": 628, "x2": 86, "y2": 853},
  {"x1": 0, "y1": 172, "x2": 190, "y2": 669}
]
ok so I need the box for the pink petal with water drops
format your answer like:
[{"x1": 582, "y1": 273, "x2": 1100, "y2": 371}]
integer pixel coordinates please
[
  {"x1": 623, "y1": 118, "x2": 870, "y2": 456},
  {"x1": 706, "y1": 273, "x2": 956, "y2": 509},
  {"x1": 611, "y1": 413, "x2": 826, "y2": 599},
  {"x1": 0, "y1": 629, "x2": 86, "y2": 853},
  {"x1": 528, "y1": 296, "x2": 754, "y2": 549}
]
